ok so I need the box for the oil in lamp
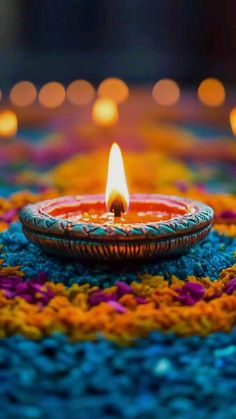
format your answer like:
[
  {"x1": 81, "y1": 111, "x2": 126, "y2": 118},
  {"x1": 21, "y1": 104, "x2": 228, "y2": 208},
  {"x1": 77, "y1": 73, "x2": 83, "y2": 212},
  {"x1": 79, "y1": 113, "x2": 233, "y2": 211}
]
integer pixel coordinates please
[{"x1": 19, "y1": 143, "x2": 214, "y2": 261}]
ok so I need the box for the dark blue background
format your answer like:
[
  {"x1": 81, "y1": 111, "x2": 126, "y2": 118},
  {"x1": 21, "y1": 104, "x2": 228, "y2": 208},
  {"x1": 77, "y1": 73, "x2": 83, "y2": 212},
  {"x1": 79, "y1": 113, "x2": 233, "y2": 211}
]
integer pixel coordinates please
[{"x1": 0, "y1": 0, "x2": 235, "y2": 86}]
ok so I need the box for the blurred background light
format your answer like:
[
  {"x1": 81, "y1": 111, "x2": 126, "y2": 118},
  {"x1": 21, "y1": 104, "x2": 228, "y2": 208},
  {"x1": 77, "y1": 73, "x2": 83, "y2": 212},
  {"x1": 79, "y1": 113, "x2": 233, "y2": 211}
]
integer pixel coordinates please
[
  {"x1": 152, "y1": 79, "x2": 180, "y2": 106},
  {"x1": 230, "y1": 107, "x2": 236, "y2": 135},
  {"x1": 66, "y1": 80, "x2": 95, "y2": 105},
  {"x1": 0, "y1": 110, "x2": 18, "y2": 138},
  {"x1": 92, "y1": 97, "x2": 119, "y2": 127},
  {"x1": 198, "y1": 78, "x2": 225, "y2": 107},
  {"x1": 10, "y1": 81, "x2": 37, "y2": 107},
  {"x1": 98, "y1": 78, "x2": 129, "y2": 104},
  {"x1": 39, "y1": 82, "x2": 65, "y2": 108}
]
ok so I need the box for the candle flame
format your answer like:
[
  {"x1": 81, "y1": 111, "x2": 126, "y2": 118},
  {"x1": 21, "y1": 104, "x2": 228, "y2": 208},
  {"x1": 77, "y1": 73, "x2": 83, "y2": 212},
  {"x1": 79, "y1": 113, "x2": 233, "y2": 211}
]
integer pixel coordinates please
[
  {"x1": 230, "y1": 107, "x2": 236, "y2": 136},
  {"x1": 105, "y1": 143, "x2": 129, "y2": 214}
]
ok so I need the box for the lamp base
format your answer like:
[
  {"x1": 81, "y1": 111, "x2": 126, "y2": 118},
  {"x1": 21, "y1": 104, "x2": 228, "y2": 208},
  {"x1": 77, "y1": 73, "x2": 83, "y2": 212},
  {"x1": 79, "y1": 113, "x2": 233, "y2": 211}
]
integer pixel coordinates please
[{"x1": 19, "y1": 194, "x2": 214, "y2": 262}]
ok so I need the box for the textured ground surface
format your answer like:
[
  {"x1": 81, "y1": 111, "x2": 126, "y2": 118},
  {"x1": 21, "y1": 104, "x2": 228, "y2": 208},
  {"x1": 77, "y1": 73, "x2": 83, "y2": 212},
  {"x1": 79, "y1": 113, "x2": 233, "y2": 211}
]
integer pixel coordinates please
[{"x1": 0, "y1": 111, "x2": 236, "y2": 418}]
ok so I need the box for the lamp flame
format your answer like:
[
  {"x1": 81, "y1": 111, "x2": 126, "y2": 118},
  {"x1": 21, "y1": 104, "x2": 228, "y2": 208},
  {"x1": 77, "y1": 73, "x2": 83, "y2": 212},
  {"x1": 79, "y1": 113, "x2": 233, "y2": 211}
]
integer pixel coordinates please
[
  {"x1": 105, "y1": 143, "x2": 129, "y2": 215},
  {"x1": 230, "y1": 107, "x2": 236, "y2": 136}
]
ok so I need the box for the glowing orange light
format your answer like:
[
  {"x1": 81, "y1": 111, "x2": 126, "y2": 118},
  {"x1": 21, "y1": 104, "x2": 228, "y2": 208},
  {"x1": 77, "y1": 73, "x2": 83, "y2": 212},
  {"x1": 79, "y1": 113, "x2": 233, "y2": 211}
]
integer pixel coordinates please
[
  {"x1": 152, "y1": 79, "x2": 180, "y2": 106},
  {"x1": 230, "y1": 107, "x2": 236, "y2": 136},
  {"x1": 10, "y1": 81, "x2": 37, "y2": 107},
  {"x1": 39, "y1": 82, "x2": 65, "y2": 108},
  {"x1": 98, "y1": 78, "x2": 129, "y2": 104},
  {"x1": 0, "y1": 110, "x2": 18, "y2": 138},
  {"x1": 92, "y1": 98, "x2": 119, "y2": 127},
  {"x1": 106, "y1": 143, "x2": 129, "y2": 214},
  {"x1": 198, "y1": 78, "x2": 225, "y2": 107},
  {"x1": 66, "y1": 80, "x2": 95, "y2": 105}
]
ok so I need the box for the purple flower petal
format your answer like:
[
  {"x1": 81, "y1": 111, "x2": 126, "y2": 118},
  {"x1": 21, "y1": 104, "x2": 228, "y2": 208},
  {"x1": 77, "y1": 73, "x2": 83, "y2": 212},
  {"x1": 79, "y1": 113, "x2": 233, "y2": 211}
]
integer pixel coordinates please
[
  {"x1": 0, "y1": 272, "x2": 53, "y2": 306},
  {"x1": 218, "y1": 210, "x2": 236, "y2": 220},
  {"x1": 107, "y1": 301, "x2": 127, "y2": 313},
  {"x1": 182, "y1": 282, "x2": 205, "y2": 299},
  {"x1": 20, "y1": 294, "x2": 34, "y2": 303},
  {"x1": 0, "y1": 276, "x2": 21, "y2": 286},
  {"x1": 0, "y1": 208, "x2": 18, "y2": 223},
  {"x1": 175, "y1": 282, "x2": 205, "y2": 305},
  {"x1": 175, "y1": 180, "x2": 188, "y2": 192},
  {"x1": 89, "y1": 290, "x2": 117, "y2": 306},
  {"x1": 116, "y1": 281, "x2": 133, "y2": 297},
  {"x1": 135, "y1": 296, "x2": 147, "y2": 304},
  {"x1": 4, "y1": 290, "x2": 15, "y2": 298},
  {"x1": 224, "y1": 278, "x2": 236, "y2": 294},
  {"x1": 175, "y1": 295, "x2": 196, "y2": 306},
  {"x1": 37, "y1": 272, "x2": 47, "y2": 284},
  {"x1": 15, "y1": 283, "x2": 28, "y2": 292}
]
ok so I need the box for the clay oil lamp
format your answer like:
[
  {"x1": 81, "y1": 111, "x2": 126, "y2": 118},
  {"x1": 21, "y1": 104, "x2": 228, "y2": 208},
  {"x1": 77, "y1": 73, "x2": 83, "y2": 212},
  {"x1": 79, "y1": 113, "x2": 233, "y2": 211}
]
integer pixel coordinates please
[{"x1": 19, "y1": 143, "x2": 214, "y2": 261}]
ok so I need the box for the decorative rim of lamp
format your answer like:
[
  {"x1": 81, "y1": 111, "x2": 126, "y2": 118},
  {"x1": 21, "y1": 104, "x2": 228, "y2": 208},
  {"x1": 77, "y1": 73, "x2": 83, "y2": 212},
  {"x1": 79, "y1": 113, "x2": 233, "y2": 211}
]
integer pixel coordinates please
[{"x1": 19, "y1": 194, "x2": 214, "y2": 261}]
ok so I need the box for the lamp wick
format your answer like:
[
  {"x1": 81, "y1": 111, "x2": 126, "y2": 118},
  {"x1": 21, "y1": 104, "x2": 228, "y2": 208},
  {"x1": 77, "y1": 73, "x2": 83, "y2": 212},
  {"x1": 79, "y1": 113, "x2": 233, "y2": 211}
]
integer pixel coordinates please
[{"x1": 110, "y1": 198, "x2": 125, "y2": 219}]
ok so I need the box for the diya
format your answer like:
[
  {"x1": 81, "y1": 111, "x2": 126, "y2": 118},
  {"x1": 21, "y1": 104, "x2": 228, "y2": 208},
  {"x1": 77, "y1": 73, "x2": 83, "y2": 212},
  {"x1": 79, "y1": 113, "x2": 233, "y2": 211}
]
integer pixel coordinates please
[{"x1": 19, "y1": 143, "x2": 214, "y2": 261}]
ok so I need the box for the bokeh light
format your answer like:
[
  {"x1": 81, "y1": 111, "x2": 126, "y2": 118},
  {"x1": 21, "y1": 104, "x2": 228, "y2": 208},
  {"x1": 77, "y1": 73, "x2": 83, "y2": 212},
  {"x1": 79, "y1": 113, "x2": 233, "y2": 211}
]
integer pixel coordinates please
[
  {"x1": 152, "y1": 79, "x2": 180, "y2": 106},
  {"x1": 39, "y1": 82, "x2": 65, "y2": 108},
  {"x1": 10, "y1": 81, "x2": 37, "y2": 107},
  {"x1": 66, "y1": 80, "x2": 95, "y2": 105},
  {"x1": 98, "y1": 78, "x2": 129, "y2": 104},
  {"x1": 0, "y1": 110, "x2": 18, "y2": 138},
  {"x1": 92, "y1": 98, "x2": 119, "y2": 127},
  {"x1": 198, "y1": 78, "x2": 225, "y2": 107},
  {"x1": 230, "y1": 107, "x2": 236, "y2": 136}
]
